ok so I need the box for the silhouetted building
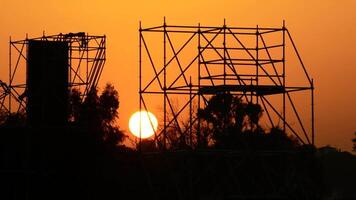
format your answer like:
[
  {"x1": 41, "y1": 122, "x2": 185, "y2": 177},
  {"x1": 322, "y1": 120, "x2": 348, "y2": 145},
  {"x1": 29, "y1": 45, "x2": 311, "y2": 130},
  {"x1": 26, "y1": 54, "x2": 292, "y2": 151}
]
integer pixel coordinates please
[{"x1": 27, "y1": 40, "x2": 69, "y2": 127}]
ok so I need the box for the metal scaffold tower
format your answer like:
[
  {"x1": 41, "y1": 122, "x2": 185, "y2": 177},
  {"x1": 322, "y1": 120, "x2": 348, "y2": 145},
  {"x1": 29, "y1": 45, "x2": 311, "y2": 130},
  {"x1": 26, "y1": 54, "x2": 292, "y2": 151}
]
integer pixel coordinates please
[
  {"x1": 0, "y1": 32, "x2": 106, "y2": 115},
  {"x1": 139, "y1": 19, "x2": 314, "y2": 150}
]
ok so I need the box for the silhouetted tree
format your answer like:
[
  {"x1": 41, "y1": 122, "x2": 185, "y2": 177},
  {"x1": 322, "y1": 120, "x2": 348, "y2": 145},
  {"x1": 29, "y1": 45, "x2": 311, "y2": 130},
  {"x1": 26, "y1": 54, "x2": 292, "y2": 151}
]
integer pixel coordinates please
[
  {"x1": 197, "y1": 92, "x2": 299, "y2": 150},
  {"x1": 69, "y1": 83, "x2": 126, "y2": 148},
  {"x1": 152, "y1": 97, "x2": 194, "y2": 150},
  {"x1": 0, "y1": 109, "x2": 26, "y2": 128},
  {"x1": 267, "y1": 126, "x2": 300, "y2": 150},
  {"x1": 139, "y1": 139, "x2": 158, "y2": 152},
  {"x1": 99, "y1": 84, "x2": 124, "y2": 147},
  {"x1": 68, "y1": 87, "x2": 82, "y2": 122},
  {"x1": 197, "y1": 93, "x2": 260, "y2": 148},
  {"x1": 0, "y1": 110, "x2": 6, "y2": 125}
]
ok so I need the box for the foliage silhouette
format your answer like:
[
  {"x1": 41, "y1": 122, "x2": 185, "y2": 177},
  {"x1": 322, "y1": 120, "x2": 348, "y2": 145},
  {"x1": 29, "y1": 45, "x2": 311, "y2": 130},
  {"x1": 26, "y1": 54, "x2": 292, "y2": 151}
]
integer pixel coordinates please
[
  {"x1": 3, "y1": 85, "x2": 356, "y2": 199},
  {"x1": 318, "y1": 145, "x2": 356, "y2": 199},
  {"x1": 197, "y1": 92, "x2": 299, "y2": 150},
  {"x1": 69, "y1": 83, "x2": 126, "y2": 149},
  {"x1": 158, "y1": 92, "x2": 300, "y2": 151},
  {"x1": 0, "y1": 109, "x2": 26, "y2": 128}
]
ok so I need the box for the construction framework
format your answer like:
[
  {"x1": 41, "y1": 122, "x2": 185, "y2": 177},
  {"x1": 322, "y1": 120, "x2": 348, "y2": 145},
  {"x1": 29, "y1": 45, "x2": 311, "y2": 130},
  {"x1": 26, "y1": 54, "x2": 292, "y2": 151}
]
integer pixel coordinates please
[
  {"x1": 139, "y1": 20, "x2": 314, "y2": 150},
  {"x1": 0, "y1": 32, "x2": 106, "y2": 114}
]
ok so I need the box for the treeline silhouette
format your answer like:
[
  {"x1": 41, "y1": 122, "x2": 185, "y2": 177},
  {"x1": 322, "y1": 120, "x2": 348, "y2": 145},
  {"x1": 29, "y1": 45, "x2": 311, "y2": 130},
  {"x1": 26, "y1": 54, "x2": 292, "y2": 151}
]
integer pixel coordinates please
[
  {"x1": 142, "y1": 92, "x2": 301, "y2": 152},
  {"x1": 318, "y1": 146, "x2": 356, "y2": 199},
  {"x1": 0, "y1": 86, "x2": 355, "y2": 199},
  {"x1": 0, "y1": 83, "x2": 132, "y2": 199}
]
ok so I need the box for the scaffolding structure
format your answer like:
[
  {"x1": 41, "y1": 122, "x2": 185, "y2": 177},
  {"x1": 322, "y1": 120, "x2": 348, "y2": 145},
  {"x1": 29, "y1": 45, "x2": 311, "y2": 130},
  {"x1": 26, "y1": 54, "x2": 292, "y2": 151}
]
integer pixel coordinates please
[
  {"x1": 0, "y1": 32, "x2": 106, "y2": 114},
  {"x1": 139, "y1": 20, "x2": 314, "y2": 150}
]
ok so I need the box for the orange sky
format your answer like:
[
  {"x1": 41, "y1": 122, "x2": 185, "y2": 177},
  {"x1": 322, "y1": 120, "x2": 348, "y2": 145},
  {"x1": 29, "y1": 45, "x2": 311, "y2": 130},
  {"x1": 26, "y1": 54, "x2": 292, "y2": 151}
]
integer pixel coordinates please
[{"x1": 0, "y1": 0, "x2": 355, "y2": 152}]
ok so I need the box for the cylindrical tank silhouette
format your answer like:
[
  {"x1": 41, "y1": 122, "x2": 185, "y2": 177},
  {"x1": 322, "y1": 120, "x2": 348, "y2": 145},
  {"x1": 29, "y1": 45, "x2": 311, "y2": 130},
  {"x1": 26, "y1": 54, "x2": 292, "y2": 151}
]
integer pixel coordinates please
[{"x1": 26, "y1": 40, "x2": 69, "y2": 127}]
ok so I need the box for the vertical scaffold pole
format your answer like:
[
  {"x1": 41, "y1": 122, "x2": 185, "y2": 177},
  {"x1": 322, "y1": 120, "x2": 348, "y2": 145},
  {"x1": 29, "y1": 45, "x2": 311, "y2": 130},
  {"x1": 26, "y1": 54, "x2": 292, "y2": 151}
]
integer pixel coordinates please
[
  {"x1": 139, "y1": 21, "x2": 142, "y2": 152},
  {"x1": 223, "y1": 19, "x2": 226, "y2": 86},
  {"x1": 163, "y1": 17, "x2": 167, "y2": 150},
  {"x1": 282, "y1": 20, "x2": 286, "y2": 133},
  {"x1": 9, "y1": 37, "x2": 11, "y2": 113},
  {"x1": 189, "y1": 76, "x2": 192, "y2": 147},
  {"x1": 312, "y1": 79, "x2": 315, "y2": 145},
  {"x1": 197, "y1": 23, "x2": 201, "y2": 147},
  {"x1": 256, "y1": 25, "x2": 259, "y2": 104},
  {"x1": 86, "y1": 34, "x2": 89, "y2": 86}
]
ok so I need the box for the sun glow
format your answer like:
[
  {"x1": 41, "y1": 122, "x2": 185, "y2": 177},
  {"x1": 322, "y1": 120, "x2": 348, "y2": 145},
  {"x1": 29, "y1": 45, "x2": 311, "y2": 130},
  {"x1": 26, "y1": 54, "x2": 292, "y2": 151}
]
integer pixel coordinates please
[{"x1": 129, "y1": 111, "x2": 158, "y2": 139}]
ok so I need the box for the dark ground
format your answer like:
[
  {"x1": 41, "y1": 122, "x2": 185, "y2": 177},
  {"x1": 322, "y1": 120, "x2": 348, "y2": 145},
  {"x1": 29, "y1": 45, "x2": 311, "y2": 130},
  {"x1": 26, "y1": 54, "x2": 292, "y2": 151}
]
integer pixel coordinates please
[{"x1": 0, "y1": 127, "x2": 355, "y2": 200}]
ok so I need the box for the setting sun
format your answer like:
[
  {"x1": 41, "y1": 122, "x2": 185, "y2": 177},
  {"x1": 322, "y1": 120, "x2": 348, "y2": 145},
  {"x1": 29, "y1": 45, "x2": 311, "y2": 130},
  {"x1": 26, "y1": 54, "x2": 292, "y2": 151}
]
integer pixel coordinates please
[{"x1": 129, "y1": 111, "x2": 158, "y2": 139}]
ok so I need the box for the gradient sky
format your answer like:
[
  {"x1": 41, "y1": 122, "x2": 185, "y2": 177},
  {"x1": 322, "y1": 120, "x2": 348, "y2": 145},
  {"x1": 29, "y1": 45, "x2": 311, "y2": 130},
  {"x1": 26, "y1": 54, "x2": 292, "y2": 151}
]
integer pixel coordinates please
[{"x1": 0, "y1": 0, "x2": 355, "y2": 151}]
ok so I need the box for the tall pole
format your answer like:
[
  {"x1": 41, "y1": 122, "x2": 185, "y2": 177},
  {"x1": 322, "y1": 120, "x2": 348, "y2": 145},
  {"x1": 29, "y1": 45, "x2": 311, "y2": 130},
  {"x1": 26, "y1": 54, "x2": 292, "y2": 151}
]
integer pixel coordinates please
[
  {"x1": 223, "y1": 19, "x2": 226, "y2": 86},
  {"x1": 189, "y1": 76, "x2": 192, "y2": 147},
  {"x1": 139, "y1": 21, "x2": 142, "y2": 152},
  {"x1": 197, "y1": 23, "x2": 201, "y2": 147},
  {"x1": 311, "y1": 79, "x2": 315, "y2": 146},
  {"x1": 223, "y1": 20, "x2": 227, "y2": 130},
  {"x1": 9, "y1": 37, "x2": 11, "y2": 113},
  {"x1": 163, "y1": 17, "x2": 167, "y2": 150},
  {"x1": 86, "y1": 33, "x2": 89, "y2": 86},
  {"x1": 255, "y1": 25, "x2": 259, "y2": 130},
  {"x1": 256, "y1": 25, "x2": 259, "y2": 105},
  {"x1": 69, "y1": 36, "x2": 72, "y2": 87},
  {"x1": 282, "y1": 21, "x2": 286, "y2": 133}
]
